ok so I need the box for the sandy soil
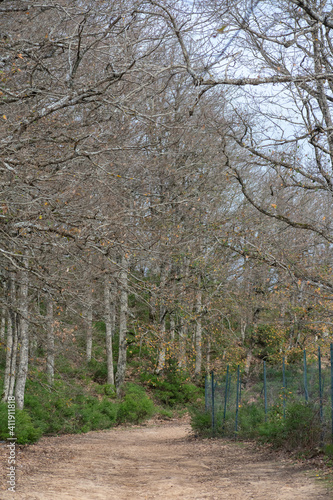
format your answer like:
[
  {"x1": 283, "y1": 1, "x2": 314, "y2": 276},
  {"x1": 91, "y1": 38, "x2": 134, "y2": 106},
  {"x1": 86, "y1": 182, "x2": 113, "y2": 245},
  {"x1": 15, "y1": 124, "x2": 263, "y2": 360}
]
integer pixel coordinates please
[{"x1": 0, "y1": 420, "x2": 332, "y2": 499}]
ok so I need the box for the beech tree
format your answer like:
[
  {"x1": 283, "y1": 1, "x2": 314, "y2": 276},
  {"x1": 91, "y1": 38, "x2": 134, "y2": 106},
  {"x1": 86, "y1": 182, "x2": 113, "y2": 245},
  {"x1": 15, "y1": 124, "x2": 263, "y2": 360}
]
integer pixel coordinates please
[
  {"x1": 2, "y1": 0, "x2": 333, "y2": 410},
  {"x1": 0, "y1": 0, "x2": 181, "y2": 402},
  {"x1": 177, "y1": 0, "x2": 333, "y2": 294}
]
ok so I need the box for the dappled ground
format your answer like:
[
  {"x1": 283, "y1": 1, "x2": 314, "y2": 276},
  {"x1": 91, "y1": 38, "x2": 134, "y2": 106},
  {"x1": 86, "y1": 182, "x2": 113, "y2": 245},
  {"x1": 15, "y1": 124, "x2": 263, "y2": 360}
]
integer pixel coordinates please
[{"x1": 0, "y1": 419, "x2": 332, "y2": 499}]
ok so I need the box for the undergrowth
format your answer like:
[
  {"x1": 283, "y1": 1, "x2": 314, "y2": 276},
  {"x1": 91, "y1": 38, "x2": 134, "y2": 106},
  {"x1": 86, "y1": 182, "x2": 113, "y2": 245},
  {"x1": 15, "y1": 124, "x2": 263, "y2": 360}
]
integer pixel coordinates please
[
  {"x1": 190, "y1": 399, "x2": 328, "y2": 457},
  {"x1": 140, "y1": 358, "x2": 203, "y2": 407},
  {"x1": 0, "y1": 377, "x2": 155, "y2": 444},
  {"x1": 0, "y1": 353, "x2": 203, "y2": 444}
]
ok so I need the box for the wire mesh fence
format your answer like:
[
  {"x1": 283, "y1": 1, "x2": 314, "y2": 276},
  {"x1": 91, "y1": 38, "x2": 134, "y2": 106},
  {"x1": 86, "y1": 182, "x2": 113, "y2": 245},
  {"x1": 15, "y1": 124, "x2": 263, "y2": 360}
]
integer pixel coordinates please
[{"x1": 205, "y1": 345, "x2": 333, "y2": 446}]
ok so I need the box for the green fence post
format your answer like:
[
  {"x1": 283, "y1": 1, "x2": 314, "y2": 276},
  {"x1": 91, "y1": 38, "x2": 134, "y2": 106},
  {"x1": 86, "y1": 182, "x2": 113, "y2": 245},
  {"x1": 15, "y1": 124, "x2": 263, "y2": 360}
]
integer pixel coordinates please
[
  {"x1": 211, "y1": 371, "x2": 215, "y2": 436},
  {"x1": 303, "y1": 349, "x2": 309, "y2": 403},
  {"x1": 264, "y1": 360, "x2": 268, "y2": 422},
  {"x1": 318, "y1": 347, "x2": 323, "y2": 422},
  {"x1": 235, "y1": 365, "x2": 240, "y2": 439},
  {"x1": 228, "y1": 369, "x2": 232, "y2": 399},
  {"x1": 282, "y1": 357, "x2": 286, "y2": 420},
  {"x1": 222, "y1": 365, "x2": 229, "y2": 436},
  {"x1": 205, "y1": 374, "x2": 208, "y2": 411}
]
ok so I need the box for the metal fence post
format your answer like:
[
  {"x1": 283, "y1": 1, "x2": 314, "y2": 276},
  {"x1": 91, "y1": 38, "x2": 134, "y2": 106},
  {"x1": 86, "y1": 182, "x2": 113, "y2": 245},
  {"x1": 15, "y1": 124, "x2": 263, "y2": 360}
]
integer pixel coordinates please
[
  {"x1": 235, "y1": 365, "x2": 240, "y2": 439},
  {"x1": 303, "y1": 349, "x2": 309, "y2": 403},
  {"x1": 318, "y1": 346, "x2": 323, "y2": 423},
  {"x1": 282, "y1": 357, "x2": 286, "y2": 420},
  {"x1": 211, "y1": 371, "x2": 215, "y2": 436},
  {"x1": 318, "y1": 346, "x2": 324, "y2": 446},
  {"x1": 264, "y1": 360, "x2": 268, "y2": 422},
  {"x1": 222, "y1": 365, "x2": 229, "y2": 435},
  {"x1": 207, "y1": 348, "x2": 333, "y2": 446}
]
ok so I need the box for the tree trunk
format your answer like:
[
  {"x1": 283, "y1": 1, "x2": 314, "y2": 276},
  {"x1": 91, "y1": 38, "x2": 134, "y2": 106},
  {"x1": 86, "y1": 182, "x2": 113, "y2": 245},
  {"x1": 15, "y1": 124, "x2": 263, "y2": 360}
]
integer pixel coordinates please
[
  {"x1": 170, "y1": 313, "x2": 175, "y2": 342},
  {"x1": 2, "y1": 303, "x2": 16, "y2": 402},
  {"x1": 104, "y1": 274, "x2": 114, "y2": 385},
  {"x1": 8, "y1": 312, "x2": 18, "y2": 399},
  {"x1": 86, "y1": 286, "x2": 93, "y2": 363},
  {"x1": 178, "y1": 258, "x2": 189, "y2": 369},
  {"x1": 155, "y1": 316, "x2": 166, "y2": 374},
  {"x1": 115, "y1": 253, "x2": 128, "y2": 396},
  {"x1": 15, "y1": 257, "x2": 29, "y2": 410},
  {"x1": 244, "y1": 350, "x2": 253, "y2": 379},
  {"x1": 5, "y1": 275, "x2": 18, "y2": 400},
  {"x1": 178, "y1": 317, "x2": 187, "y2": 369},
  {"x1": 155, "y1": 262, "x2": 169, "y2": 374},
  {"x1": 46, "y1": 299, "x2": 55, "y2": 386},
  {"x1": 194, "y1": 277, "x2": 202, "y2": 378},
  {"x1": 110, "y1": 281, "x2": 116, "y2": 337},
  {"x1": 240, "y1": 317, "x2": 247, "y2": 343},
  {"x1": 0, "y1": 309, "x2": 5, "y2": 341},
  {"x1": 30, "y1": 294, "x2": 39, "y2": 359}
]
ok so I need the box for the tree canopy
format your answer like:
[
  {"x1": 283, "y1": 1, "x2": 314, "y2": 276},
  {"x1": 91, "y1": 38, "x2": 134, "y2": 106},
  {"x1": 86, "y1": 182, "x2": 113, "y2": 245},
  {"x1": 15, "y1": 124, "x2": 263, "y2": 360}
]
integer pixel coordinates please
[{"x1": 1, "y1": 0, "x2": 333, "y2": 408}]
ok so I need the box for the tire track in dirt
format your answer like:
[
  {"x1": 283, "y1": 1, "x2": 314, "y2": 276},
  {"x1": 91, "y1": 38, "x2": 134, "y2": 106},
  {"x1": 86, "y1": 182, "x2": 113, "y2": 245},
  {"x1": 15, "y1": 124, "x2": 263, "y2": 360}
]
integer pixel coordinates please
[{"x1": 0, "y1": 423, "x2": 332, "y2": 499}]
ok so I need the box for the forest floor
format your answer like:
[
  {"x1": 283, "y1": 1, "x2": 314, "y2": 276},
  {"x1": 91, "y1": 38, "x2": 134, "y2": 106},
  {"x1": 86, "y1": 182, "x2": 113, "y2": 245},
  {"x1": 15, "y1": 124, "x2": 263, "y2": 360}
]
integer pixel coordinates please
[{"x1": 0, "y1": 416, "x2": 332, "y2": 499}]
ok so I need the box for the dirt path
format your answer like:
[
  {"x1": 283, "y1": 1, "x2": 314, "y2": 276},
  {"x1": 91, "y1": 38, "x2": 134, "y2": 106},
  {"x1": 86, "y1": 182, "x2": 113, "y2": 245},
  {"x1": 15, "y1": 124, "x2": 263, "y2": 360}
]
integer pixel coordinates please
[{"x1": 0, "y1": 421, "x2": 332, "y2": 499}]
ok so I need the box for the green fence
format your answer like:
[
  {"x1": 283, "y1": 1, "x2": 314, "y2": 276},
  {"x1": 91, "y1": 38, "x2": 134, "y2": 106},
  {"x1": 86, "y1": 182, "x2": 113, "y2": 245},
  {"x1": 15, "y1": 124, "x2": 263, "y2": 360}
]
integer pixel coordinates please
[{"x1": 205, "y1": 345, "x2": 333, "y2": 445}]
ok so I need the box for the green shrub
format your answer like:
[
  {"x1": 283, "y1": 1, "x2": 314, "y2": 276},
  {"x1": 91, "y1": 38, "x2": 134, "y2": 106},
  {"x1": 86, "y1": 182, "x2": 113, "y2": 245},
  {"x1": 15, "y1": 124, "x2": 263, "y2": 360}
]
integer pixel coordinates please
[
  {"x1": 15, "y1": 373, "x2": 154, "y2": 437},
  {"x1": 324, "y1": 444, "x2": 333, "y2": 458},
  {"x1": 117, "y1": 383, "x2": 155, "y2": 424},
  {"x1": 156, "y1": 407, "x2": 173, "y2": 419},
  {"x1": 154, "y1": 381, "x2": 181, "y2": 406},
  {"x1": 250, "y1": 324, "x2": 286, "y2": 362},
  {"x1": 79, "y1": 408, "x2": 110, "y2": 431},
  {"x1": 190, "y1": 405, "x2": 236, "y2": 438},
  {"x1": 75, "y1": 395, "x2": 118, "y2": 431},
  {"x1": 96, "y1": 383, "x2": 116, "y2": 397},
  {"x1": 182, "y1": 383, "x2": 202, "y2": 403},
  {"x1": 259, "y1": 401, "x2": 321, "y2": 451},
  {"x1": 15, "y1": 410, "x2": 43, "y2": 444},
  {"x1": 140, "y1": 359, "x2": 203, "y2": 407},
  {"x1": 238, "y1": 403, "x2": 266, "y2": 438},
  {"x1": 0, "y1": 403, "x2": 42, "y2": 444},
  {"x1": 190, "y1": 402, "x2": 270, "y2": 440},
  {"x1": 99, "y1": 398, "x2": 119, "y2": 422},
  {"x1": 23, "y1": 372, "x2": 120, "y2": 435},
  {"x1": 189, "y1": 407, "x2": 212, "y2": 437},
  {"x1": 87, "y1": 359, "x2": 108, "y2": 384}
]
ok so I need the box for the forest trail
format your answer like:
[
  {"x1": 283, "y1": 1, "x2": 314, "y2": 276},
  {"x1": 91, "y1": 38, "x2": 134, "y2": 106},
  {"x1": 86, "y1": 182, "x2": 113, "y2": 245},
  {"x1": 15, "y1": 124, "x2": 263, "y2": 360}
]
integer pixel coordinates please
[{"x1": 0, "y1": 421, "x2": 332, "y2": 499}]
